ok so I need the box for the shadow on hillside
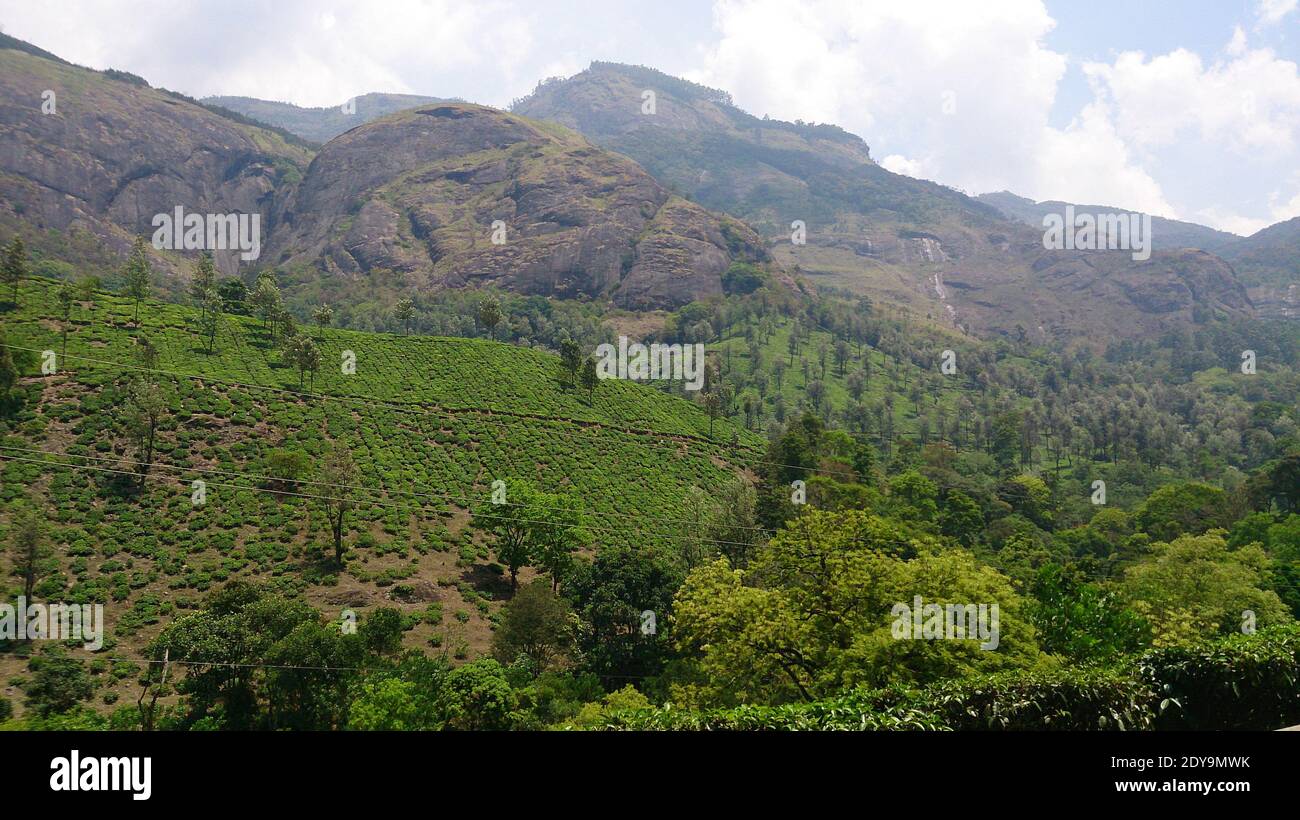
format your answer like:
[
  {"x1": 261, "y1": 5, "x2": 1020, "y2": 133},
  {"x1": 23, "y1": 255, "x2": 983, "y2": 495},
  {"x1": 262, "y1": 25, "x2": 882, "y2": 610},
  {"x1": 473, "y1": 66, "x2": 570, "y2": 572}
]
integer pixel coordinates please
[
  {"x1": 98, "y1": 469, "x2": 145, "y2": 499},
  {"x1": 459, "y1": 563, "x2": 513, "y2": 598}
]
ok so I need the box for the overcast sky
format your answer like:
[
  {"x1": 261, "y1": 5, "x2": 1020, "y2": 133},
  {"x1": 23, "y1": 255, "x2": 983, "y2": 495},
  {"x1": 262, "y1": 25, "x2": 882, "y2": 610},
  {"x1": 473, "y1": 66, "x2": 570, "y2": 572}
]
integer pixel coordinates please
[{"x1": 3, "y1": 0, "x2": 1299, "y2": 235}]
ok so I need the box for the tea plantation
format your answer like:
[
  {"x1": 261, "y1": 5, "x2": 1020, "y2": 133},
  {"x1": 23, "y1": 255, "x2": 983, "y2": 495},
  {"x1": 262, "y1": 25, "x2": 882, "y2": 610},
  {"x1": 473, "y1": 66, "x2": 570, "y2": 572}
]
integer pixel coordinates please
[{"x1": 0, "y1": 277, "x2": 760, "y2": 711}]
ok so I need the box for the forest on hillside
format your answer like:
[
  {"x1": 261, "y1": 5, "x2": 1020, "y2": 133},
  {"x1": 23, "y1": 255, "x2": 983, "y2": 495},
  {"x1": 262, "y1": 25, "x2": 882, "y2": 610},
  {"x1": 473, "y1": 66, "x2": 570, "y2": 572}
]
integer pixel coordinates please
[{"x1": 2, "y1": 238, "x2": 1298, "y2": 731}]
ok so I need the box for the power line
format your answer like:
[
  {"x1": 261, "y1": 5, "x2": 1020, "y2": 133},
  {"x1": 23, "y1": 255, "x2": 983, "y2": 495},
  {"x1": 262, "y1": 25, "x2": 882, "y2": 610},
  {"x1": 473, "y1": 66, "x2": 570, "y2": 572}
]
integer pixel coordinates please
[
  {"x1": 0, "y1": 451, "x2": 767, "y2": 551},
  {"x1": 0, "y1": 443, "x2": 776, "y2": 537}
]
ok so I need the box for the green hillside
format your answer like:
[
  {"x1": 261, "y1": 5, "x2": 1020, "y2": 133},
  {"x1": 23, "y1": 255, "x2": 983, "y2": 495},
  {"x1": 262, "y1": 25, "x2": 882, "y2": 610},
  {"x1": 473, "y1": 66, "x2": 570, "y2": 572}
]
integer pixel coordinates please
[{"x1": 0, "y1": 277, "x2": 759, "y2": 714}]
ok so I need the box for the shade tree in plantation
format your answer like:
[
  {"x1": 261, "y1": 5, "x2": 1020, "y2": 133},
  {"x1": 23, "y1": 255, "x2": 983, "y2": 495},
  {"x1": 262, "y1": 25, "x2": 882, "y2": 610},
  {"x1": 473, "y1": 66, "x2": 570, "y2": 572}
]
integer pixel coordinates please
[
  {"x1": 580, "y1": 356, "x2": 598, "y2": 402},
  {"x1": 250, "y1": 274, "x2": 284, "y2": 340},
  {"x1": 319, "y1": 446, "x2": 358, "y2": 567},
  {"x1": 394, "y1": 298, "x2": 416, "y2": 335},
  {"x1": 189, "y1": 252, "x2": 216, "y2": 314},
  {"x1": 7, "y1": 500, "x2": 49, "y2": 600},
  {"x1": 470, "y1": 480, "x2": 588, "y2": 591},
  {"x1": 122, "y1": 236, "x2": 152, "y2": 324},
  {"x1": 122, "y1": 378, "x2": 166, "y2": 489},
  {"x1": 2, "y1": 237, "x2": 27, "y2": 304},
  {"x1": 312, "y1": 304, "x2": 333, "y2": 339},
  {"x1": 284, "y1": 334, "x2": 321, "y2": 389},
  {"x1": 199, "y1": 288, "x2": 223, "y2": 353}
]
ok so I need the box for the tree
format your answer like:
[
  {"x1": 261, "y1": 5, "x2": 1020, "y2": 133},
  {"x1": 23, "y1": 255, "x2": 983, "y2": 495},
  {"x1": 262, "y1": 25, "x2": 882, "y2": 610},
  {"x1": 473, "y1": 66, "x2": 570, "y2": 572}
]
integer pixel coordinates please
[
  {"x1": 0, "y1": 339, "x2": 19, "y2": 414},
  {"x1": 530, "y1": 490, "x2": 588, "y2": 591},
  {"x1": 189, "y1": 252, "x2": 216, "y2": 314},
  {"x1": 1030, "y1": 564, "x2": 1148, "y2": 661},
  {"x1": 435, "y1": 658, "x2": 516, "y2": 730},
  {"x1": 478, "y1": 296, "x2": 502, "y2": 341},
  {"x1": 123, "y1": 236, "x2": 152, "y2": 324},
  {"x1": 198, "y1": 288, "x2": 222, "y2": 353},
  {"x1": 265, "y1": 448, "x2": 311, "y2": 490},
  {"x1": 217, "y1": 278, "x2": 248, "y2": 314},
  {"x1": 2, "y1": 237, "x2": 27, "y2": 304},
  {"x1": 123, "y1": 378, "x2": 165, "y2": 489},
  {"x1": 559, "y1": 337, "x2": 581, "y2": 387},
  {"x1": 889, "y1": 469, "x2": 939, "y2": 521},
  {"x1": 472, "y1": 479, "x2": 541, "y2": 591},
  {"x1": 285, "y1": 335, "x2": 321, "y2": 389},
  {"x1": 568, "y1": 545, "x2": 683, "y2": 687},
  {"x1": 25, "y1": 651, "x2": 93, "y2": 717},
  {"x1": 1135, "y1": 482, "x2": 1232, "y2": 542},
  {"x1": 7, "y1": 501, "x2": 47, "y2": 600},
  {"x1": 349, "y1": 677, "x2": 433, "y2": 730},
  {"x1": 147, "y1": 581, "x2": 321, "y2": 729},
  {"x1": 319, "y1": 447, "x2": 357, "y2": 567},
  {"x1": 394, "y1": 298, "x2": 416, "y2": 335},
  {"x1": 674, "y1": 512, "x2": 1042, "y2": 706},
  {"x1": 261, "y1": 618, "x2": 364, "y2": 729},
  {"x1": 579, "y1": 356, "x2": 598, "y2": 403},
  {"x1": 135, "y1": 334, "x2": 159, "y2": 371},
  {"x1": 56, "y1": 280, "x2": 75, "y2": 358},
  {"x1": 250, "y1": 275, "x2": 283, "y2": 340},
  {"x1": 703, "y1": 389, "x2": 721, "y2": 438},
  {"x1": 939, "y1": 490, "x2": 984, "y2": 547},
  {"x1": 312, "y1": 304, "x2": 333, "y2": 339},
  {"x1": 76, "y1": 275, "x2": 100, "y2": 308},
  {"x1": 846, "y1": 369, "x2": 864, "y2": 401},
  {"x1": 1119, "y1": 532, "x2": 1291, "y2": 646},
  {"x1": 492, "y1": 580, "x2": 573, "y2": 670}
]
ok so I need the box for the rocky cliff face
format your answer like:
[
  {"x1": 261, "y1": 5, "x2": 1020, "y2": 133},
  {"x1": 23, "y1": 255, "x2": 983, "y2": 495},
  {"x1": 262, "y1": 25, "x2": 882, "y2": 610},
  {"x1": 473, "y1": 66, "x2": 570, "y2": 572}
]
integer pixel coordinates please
[
  {"x1": 269, "y1": 103, "x2": 775, "y2": 309},
  {"x1": 0, "y1": 39, "x2": 785, "y2": 313},
  {"x1": 514, "y1": 62, "x2": 1265, "y2": 341},
  {"x1": 0, "y1": 46, "x2": 311, "y2": 283},
  {"x1": 1217, "y1": 217, "x2": 1300, "y2": 320}
]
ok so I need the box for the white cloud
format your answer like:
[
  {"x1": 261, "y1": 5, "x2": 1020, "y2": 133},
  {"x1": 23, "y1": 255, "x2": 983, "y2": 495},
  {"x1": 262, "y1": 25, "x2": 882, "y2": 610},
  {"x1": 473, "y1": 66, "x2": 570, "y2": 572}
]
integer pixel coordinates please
[
  {"x1": 692, "y1": 0, "x2": 1172, "y2": 215},
  {"x1": 0, "y1": 0, "x2": 544, "y2": 107},
  {"x1": 1084, "y1": 45, "x2": 1300, "y2": 155},
  {"x1": 0, "y1": 0, "x2": 1297, "y2": 235},
  {"x1": 1256, "y1": 0, "x2": 1298, "y2": 27},
  {"x1": 1228, "y1": 26, "x2": 1249, "y2": 57},
  {"x1": 880, "y1": 154, "x2": 929, "y2": 179}
]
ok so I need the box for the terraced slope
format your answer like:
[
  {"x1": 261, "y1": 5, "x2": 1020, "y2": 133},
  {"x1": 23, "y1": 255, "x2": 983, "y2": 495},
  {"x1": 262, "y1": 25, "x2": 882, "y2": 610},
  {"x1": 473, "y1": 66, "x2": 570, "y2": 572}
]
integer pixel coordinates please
[{"x1": 0, "y1": 278, "x2": 760, "y2": 704}]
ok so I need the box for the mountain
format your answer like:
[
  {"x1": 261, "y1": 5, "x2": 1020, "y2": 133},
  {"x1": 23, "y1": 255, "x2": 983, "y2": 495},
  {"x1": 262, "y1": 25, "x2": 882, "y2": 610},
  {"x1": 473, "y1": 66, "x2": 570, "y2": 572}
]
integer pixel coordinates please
[
  {"x1": 1216, "y1": 216, "x2": 1300, "y2": 320},
  {"x1": 0, "y1": 38, "x2": 788, "y2": 313},
  {"x1": 269, "y1": 102, "x2": 783, "y2": 310},
  {"x1": 976, "y1": 191, "x2": 1240, "y2": 252},
  {"x1": 513, "y1": 62, "x2": 1258, "y2": 339},
  {"x1": 203, "y1": 92, "x2": 449, "y2": 144},
  {"x1": 0, "y1": 38, "x2": 312, "y2": 285}
]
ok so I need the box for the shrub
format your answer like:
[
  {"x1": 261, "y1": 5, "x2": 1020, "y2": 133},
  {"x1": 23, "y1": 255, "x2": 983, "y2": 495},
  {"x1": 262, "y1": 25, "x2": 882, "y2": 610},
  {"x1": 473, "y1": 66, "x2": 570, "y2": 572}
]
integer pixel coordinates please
[
  {"x1": 1140, "y1": 624, "x2": 1300, "y2": 730},
  {"x1": 913, "y1": 668, "x2": 1155, "y2": 731},
  {"x1": 602, "y1": 628, "x2": 1300, "y2": 730}
]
